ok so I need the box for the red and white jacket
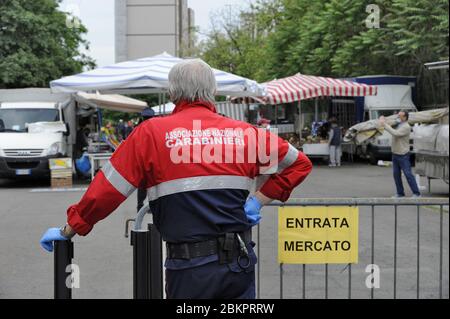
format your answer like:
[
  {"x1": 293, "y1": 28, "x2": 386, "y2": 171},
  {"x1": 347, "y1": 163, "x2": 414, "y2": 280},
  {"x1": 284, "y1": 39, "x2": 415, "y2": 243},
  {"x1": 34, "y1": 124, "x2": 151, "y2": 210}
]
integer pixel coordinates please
[{"x1": 67, "y1": 101, "x2": 312, "y2": 243}]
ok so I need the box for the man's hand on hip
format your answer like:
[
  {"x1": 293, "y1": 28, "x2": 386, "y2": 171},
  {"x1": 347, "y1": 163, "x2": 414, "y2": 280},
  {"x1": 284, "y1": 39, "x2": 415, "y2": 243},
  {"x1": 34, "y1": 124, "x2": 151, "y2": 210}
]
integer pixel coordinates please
[
  {"x1": 244, "y1": 192, "x2": 272, "y2": 226},
  {"x1": 244, "y1": 196, "x2": 262, "y2": 226}
]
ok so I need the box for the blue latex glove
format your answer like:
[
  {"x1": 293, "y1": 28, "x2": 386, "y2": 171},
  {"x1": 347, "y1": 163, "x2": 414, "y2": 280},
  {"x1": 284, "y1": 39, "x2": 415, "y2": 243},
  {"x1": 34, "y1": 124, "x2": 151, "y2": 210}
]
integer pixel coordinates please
[
  {"x1": 244, "y1": 196, "x2": 263, "y2": 226},
  {"x1": 40, "y1": 228, "x2": 68, "y2": 252}
]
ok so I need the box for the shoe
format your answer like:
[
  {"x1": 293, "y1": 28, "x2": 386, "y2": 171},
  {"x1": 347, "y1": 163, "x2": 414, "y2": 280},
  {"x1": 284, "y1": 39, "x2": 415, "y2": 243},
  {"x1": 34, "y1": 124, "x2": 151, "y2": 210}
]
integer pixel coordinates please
[
  {"x1": 328, "y1": 164, "x2": 336, "y2": 167},
  {"x1": 411, "y1": 194, "x2": 422, "y2": 198},
  {"x1": 391, "y1": 194, "x2": 405, "y2": 198}
]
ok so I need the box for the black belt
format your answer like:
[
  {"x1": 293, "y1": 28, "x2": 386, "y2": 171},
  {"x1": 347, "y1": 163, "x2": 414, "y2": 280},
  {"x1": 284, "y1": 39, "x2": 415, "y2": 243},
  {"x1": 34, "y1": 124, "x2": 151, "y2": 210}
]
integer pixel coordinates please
[{"x1": 166, "y1": 230, "x2": 252, "y2": 262}]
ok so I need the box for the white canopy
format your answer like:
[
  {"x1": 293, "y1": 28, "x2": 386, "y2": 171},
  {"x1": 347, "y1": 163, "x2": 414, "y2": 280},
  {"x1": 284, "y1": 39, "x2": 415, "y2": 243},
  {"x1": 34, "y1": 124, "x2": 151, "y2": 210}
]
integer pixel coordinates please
[
  {"x1": 75, "y1": 92, "x2": 148, "y2": 113},
  {"x1": 51, "y1": 52, "x2": 264, "y2": 97}
]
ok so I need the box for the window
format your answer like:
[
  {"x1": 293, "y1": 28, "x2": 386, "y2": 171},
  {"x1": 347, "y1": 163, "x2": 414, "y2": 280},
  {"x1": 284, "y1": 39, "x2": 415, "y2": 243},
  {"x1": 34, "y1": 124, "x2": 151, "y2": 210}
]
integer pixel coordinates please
[{"x1": 0, "y1": 109, "x2": 60, "y2": 132}]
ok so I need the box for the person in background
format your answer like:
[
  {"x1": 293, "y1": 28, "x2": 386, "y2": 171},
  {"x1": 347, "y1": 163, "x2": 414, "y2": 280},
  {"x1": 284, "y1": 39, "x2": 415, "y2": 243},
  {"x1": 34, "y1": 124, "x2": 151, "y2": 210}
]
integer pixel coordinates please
[
  {"x1": 122, "y1": 121, "x2": 129, "y2": 140},
  {"x1": 75, "y1": 125, "x2": 90, "y2": 159},
  {"x1": 116, "y1": 119, "x2": 125, "y2": 141},
  {"x1": 124, "y1": 120, "x2": 134, "y2": 139},
  {"x1": 379, "y1": 111, "x2": 421, "y2": 198},
  {"x1": 328, "y1": 117, "x2": 342, "y2": 167}
]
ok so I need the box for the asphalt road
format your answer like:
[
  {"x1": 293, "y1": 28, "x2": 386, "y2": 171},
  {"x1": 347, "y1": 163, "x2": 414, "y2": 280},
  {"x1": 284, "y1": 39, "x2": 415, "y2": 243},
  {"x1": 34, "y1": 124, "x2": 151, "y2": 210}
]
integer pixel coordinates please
[{"x1": 0, "y1": 163, "x2": 448, "y2": 299}]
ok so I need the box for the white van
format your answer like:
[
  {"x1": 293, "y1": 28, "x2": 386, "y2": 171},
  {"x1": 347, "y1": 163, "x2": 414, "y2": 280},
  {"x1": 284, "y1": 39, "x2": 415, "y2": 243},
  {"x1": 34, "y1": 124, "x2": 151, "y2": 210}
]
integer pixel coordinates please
[{"x1": 0, "y1": 101, "x2": 69, "y2": 178}]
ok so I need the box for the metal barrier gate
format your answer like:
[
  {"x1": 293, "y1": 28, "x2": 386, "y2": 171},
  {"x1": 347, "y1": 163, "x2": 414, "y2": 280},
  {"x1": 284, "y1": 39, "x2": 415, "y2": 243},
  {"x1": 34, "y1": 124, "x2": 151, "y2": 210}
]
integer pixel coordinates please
[
  {"x1": 54, "y1": 198, "x2": 449, "y2": 299},
  {"x1": 260, "y1": 198, "x2": 449, "y2": 299}
]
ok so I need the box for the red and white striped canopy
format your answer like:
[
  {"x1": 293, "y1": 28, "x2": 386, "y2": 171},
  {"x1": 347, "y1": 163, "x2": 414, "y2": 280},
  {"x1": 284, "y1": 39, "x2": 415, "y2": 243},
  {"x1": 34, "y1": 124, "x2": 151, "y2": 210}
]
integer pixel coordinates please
[{"x1": 264, "y1": 74, "x2": 377, "y2": 104}]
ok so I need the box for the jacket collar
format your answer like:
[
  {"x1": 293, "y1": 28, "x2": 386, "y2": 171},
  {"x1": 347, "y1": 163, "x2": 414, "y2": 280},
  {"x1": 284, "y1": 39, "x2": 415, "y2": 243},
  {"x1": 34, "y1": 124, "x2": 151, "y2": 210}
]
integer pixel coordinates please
[{"x1": 172, "y1": 100, "x2": 217, "y2": 114}]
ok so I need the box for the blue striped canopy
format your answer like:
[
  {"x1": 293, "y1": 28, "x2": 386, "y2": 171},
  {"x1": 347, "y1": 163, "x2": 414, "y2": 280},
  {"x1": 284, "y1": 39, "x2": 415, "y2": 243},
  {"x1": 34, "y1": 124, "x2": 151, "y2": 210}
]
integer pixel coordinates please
[{"x1": 50, "y1": 52, "x2": 264, "y2": 97}]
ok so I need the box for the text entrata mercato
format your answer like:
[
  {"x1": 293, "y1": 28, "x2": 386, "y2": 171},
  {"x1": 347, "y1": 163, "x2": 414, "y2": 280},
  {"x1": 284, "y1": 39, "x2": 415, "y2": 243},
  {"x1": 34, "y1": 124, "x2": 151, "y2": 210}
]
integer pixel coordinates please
[
  {"x1": 285, "y1": 217, "x2": 351, "y2": 252},
  {"x1": 278, "y1": 207, "x2": 358, "y2": 264},
  {"x1": 176, "y1": 303, "x2": 276, "y2": 316}
]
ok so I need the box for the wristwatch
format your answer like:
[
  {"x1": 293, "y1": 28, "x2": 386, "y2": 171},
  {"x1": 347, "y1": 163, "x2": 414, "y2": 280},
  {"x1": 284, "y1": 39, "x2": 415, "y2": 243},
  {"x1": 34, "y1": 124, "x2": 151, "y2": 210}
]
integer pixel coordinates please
[{"x1": 60, "y1": 224, "x2": 75, "y2": 239}]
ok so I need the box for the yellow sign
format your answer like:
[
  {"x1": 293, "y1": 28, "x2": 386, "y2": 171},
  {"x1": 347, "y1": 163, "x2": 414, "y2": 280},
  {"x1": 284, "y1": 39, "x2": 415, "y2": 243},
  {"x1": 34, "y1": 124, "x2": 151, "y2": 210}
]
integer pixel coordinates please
[{"x1": 278, "y1": 206, "x2": 359, "y2": 264}]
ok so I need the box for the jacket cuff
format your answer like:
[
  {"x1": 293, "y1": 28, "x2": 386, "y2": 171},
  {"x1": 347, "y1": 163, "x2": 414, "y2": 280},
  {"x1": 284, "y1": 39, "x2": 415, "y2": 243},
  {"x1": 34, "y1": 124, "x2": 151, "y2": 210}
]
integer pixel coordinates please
[
  {"x1": 67, "y1": 205, "x2": 93, "y2": 236},
  {"x1": 259, "y1": 181, "x2": 292, "y2": 202}
]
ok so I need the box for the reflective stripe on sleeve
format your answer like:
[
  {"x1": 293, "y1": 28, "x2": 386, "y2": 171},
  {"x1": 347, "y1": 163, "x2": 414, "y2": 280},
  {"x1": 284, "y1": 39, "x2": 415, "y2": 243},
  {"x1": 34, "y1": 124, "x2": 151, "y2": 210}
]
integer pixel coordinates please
[
  {"x1": 277, "y1": 144, "x2": 299, "y2": 174},
  {"x1": 147, "y1": 175, "x2": 253, "y2": 201},
  {"x1": 101, "y1": 161, "x2": 136, "y2": 197}
]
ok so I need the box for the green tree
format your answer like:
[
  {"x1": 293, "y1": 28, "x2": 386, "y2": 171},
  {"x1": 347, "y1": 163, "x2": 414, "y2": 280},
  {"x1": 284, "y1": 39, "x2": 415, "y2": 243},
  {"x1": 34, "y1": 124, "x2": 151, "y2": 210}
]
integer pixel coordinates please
[
  {"x1": 265, "y1": 0, "x2": 393, "y2": 78},
  {"x1": 331, "y1": 0, "x2": 449, "y2": 76},
  {"x1": 200, "y1": 0, "x2": 283, "y2": 82},
  {"x1": 384, "y1": 0, "x2": 449, "y2": 106},
  {"x1": 201, "y1": 0, "x2": 448, "y2": 107},
  {"x1": 0, "y1": 0, "x2": 95, "y2": 88}
]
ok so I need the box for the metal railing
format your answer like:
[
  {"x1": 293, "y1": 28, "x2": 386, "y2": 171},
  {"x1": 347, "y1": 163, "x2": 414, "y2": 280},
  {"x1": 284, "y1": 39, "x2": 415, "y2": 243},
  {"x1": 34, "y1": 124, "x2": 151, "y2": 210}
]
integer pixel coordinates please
[
  {"x1": 258, "y1": 198, "x2": 449, "y2": 299},
  {"x1": 54, "y1": 198, "x2": 449, "y2": 299}
]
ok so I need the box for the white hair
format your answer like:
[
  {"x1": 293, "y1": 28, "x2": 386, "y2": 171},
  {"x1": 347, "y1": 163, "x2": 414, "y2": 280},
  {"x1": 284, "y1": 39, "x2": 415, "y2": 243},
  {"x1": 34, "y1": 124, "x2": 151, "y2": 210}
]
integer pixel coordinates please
[{"x1": 168, "y1": 59, "x2": 217, "y2": 104}]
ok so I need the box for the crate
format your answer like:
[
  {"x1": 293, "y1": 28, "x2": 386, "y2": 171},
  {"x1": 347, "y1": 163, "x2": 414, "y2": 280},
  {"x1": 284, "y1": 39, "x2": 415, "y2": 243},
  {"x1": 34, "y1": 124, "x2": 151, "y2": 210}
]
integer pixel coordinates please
[
  {"x1": 49, "y1": 158, "x2": 73, "y2": 188},
  {"x1": 51, "y1": 176, "x2": 73, "y2": 188},
  {"x1": 51, "y1": 179, "x2": 72, "y2": 188}
]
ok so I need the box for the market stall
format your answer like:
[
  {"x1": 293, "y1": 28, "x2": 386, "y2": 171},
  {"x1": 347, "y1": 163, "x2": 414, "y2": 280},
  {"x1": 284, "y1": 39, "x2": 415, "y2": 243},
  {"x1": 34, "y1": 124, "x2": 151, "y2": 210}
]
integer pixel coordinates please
[
  {"x1": 73, "y1": 92, "x2": 149, "y2": 179},
  {"x1": 235, "y1": 73, "x2": 377, "y2": 159}
]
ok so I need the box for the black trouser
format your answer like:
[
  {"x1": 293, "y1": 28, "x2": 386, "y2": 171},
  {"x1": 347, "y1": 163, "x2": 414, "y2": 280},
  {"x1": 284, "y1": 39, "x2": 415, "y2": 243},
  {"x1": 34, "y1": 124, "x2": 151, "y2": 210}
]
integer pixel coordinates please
[
  {"x1": 137, "y1": 188, "x2": 147, "y2": 212},
  {"x1": 165, "y1": 256, "x2": 256, "y2": 299}
]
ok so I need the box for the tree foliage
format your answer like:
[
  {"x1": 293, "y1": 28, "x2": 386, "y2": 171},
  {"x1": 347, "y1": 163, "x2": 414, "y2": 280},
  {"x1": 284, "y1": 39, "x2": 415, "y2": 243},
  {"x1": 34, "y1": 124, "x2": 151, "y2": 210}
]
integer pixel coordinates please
[
  {"x1": 0, "y1": 0, "x2": 95, "y2": 88},
  {"x1": 200, "y1": 0, "x2": 283, "y2": 82},
  {"x1": 200, "y1": 0, "x2": 449, "y2": 106}
]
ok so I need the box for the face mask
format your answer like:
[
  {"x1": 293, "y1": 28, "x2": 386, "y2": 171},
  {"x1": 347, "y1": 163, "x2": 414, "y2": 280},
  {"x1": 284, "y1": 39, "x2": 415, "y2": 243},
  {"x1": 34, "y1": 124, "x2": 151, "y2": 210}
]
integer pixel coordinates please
[{"x1": 395, "y1": 118, "x2": 402, "y2": 124}]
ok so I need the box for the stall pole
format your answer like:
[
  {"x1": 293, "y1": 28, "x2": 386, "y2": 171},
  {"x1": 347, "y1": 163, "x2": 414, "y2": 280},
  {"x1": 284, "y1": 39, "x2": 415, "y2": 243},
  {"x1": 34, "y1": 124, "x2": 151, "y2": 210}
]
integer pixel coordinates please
[
  {"x1": 275, "y1": 104, "x2": 278, "y2": 126},
  {"x1": 298, "y1": 100, "x2": 303, "y2": 136},
  {"x1": 158, "y1": 93, "x2": 162, "y2": 116},
  {"x1": 314, "y1": 99, "x2": 319, "y2": 122},
  {"x1": 163, "y1": 93, "x2": 166, "y2": 115}
]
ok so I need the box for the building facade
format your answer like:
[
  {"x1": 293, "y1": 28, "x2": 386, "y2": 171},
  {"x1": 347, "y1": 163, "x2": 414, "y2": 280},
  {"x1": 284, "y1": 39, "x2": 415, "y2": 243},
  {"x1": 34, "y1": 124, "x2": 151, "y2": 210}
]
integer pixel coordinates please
[{"x1": 115, "y1": 0, "x2": 195, "y2": 62}]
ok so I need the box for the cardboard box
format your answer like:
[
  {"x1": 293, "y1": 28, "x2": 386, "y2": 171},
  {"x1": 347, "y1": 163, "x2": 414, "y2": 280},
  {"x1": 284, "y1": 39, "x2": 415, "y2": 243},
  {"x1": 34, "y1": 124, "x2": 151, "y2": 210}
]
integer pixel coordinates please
[
  {"x1": 51, "y1": 169, "x2": 72, "y2": 178},
  {"x1": 51, "y1": 177, "x2": 73, "y2": 188},
  {"x1": 49, "y1": 158, "x2": 73, "y2": 188}
]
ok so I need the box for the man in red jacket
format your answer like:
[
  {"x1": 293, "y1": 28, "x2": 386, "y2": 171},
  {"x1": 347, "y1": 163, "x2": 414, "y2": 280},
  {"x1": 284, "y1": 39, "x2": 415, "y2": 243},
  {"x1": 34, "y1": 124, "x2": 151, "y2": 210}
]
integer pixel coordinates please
[{"x1": 40, "y1": 59, "x2": 313, "y2": 299}]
